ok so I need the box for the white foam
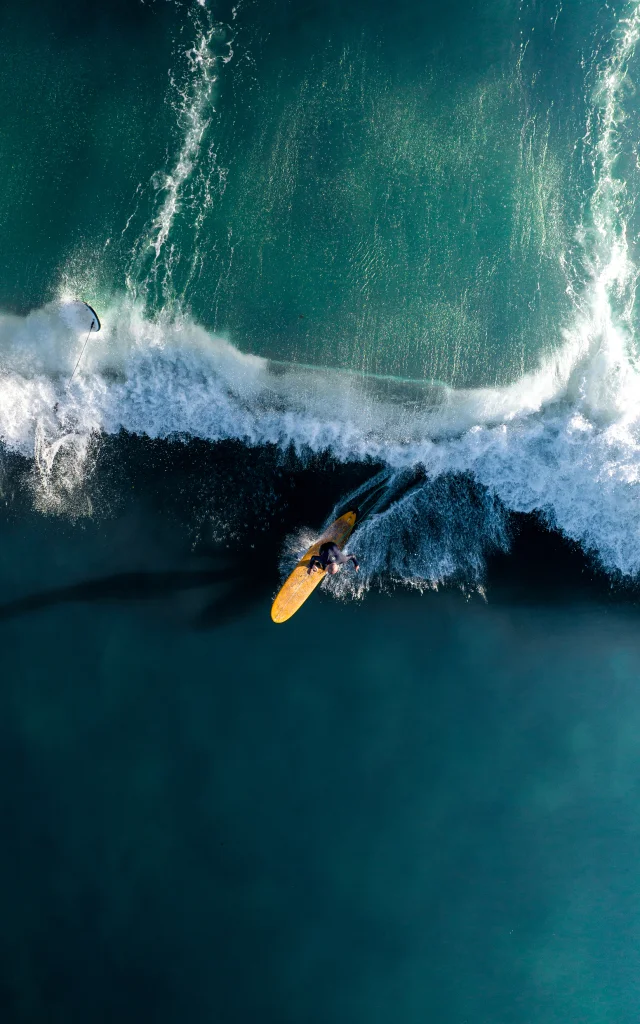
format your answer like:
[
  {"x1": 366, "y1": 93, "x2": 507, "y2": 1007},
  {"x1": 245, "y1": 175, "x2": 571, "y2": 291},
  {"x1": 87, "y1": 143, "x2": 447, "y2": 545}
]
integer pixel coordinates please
[{"x1": 125, "y1": 3, "x2": 234, "y2": 307}]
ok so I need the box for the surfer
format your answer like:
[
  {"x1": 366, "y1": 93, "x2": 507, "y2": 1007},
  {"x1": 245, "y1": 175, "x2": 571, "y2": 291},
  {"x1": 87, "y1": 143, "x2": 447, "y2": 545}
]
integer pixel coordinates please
[{"x1": 308, "y1": 541, "x2": 359, "y2": 576}]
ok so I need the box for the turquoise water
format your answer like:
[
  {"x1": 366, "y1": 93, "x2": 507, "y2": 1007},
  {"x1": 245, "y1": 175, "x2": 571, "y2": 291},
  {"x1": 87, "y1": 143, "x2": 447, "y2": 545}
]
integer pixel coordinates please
[
  {"x1": 0, "y1": 0, "x2": 603, "y2": 383},
  {"x1": 3, "y1": 0, "x2": 640, "y2": 1020}
]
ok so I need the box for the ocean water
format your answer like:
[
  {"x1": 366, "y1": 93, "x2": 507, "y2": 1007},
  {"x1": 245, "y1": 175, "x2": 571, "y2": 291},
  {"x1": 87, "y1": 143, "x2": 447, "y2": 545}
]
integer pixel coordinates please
[{"x1": 3, "y1": 0, "x2": 640, "y2": 1021}]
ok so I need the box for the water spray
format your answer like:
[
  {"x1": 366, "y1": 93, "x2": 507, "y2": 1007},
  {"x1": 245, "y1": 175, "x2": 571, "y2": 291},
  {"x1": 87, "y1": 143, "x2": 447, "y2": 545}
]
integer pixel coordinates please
[{"x1": 66, "y1": 303, "x2": 101, "y2": 389}]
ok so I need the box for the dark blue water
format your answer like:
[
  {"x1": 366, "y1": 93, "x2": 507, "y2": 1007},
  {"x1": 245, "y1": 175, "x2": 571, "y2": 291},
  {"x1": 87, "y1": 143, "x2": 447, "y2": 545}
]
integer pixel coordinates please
[{"x1": 0, "y1": 443, "x2": 640, "y2": 1023}]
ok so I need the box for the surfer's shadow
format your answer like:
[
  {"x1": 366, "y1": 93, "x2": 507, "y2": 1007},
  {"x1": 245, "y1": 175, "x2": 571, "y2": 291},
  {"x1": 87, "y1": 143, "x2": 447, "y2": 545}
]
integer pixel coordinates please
[
  {"x1": 0, "y1": 549, "x2": 270, "y2": 632},
  {"x1": 188, "y1": 544, "x2": 273, "y2": 630}
]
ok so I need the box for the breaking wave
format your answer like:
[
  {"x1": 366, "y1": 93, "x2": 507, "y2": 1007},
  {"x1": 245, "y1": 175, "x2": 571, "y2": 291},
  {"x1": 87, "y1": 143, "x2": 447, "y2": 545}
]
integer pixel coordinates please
[{"x1": 3, "y1": 1, "x2": 640, "y2": 594}]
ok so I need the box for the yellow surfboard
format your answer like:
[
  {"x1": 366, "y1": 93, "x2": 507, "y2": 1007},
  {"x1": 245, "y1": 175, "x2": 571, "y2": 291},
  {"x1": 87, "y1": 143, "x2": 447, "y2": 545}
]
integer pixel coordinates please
[{"x1": 271, "y1": 510, "x2": 357, "y2": 623}]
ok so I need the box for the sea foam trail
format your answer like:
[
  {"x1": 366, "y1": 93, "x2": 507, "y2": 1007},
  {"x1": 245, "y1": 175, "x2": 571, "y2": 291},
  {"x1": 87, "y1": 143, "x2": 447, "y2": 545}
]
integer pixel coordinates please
[
  {"x1": 125, "y1": 3, "x2": 235, "y2": 309},
  {"x1": 2, "y1": 3, "x2": 640, "y2": 590}
]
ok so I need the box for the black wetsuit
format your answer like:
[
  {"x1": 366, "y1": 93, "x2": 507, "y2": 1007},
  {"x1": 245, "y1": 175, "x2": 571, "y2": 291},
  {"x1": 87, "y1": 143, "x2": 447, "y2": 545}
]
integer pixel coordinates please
[{"x1": 308, "y1": 541, "x2": 359, "y2": 574}]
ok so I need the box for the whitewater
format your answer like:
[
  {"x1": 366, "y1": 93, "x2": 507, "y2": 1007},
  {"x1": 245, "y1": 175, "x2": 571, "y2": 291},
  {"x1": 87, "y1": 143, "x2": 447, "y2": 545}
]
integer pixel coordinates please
[{"x1": 2, "y1": 2, "x2": 640, "y2": 591}]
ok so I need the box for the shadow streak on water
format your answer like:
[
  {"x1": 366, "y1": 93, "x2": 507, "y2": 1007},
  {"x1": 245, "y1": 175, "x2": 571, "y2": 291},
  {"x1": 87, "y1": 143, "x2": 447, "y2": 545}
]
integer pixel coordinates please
[
  {"x1": 0, "y1": 563, "x2": 270, "y2": 632},
  {"x1": 0, "y1": 434, "x2": 381, "y2": 630}
]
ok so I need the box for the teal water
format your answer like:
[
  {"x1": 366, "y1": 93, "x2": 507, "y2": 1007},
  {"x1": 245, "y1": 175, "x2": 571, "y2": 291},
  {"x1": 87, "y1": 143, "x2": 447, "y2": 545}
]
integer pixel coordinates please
[
  {"x1": 0, "y1": 0, "x2": 603, "y2": 383},
  {"x1": 3, "y1": 0, "x2": 640, "y2": 1020}
]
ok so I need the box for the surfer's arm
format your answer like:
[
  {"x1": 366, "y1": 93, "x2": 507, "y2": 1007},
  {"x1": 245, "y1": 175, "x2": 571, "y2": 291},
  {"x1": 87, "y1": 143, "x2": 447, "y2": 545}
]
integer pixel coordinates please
[
  {"x1": 307, "y1": 555, "x2": 323, "y2": 574},
  {"x1": 334, "y1": 549, "x2": 359, "y2": 570}
]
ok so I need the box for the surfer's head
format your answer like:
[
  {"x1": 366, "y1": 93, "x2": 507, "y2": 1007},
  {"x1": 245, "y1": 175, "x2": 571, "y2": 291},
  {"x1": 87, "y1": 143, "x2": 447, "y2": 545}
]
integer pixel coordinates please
[{"x1": 326, "y1": 562, "x2": 340, "y2": 575}]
